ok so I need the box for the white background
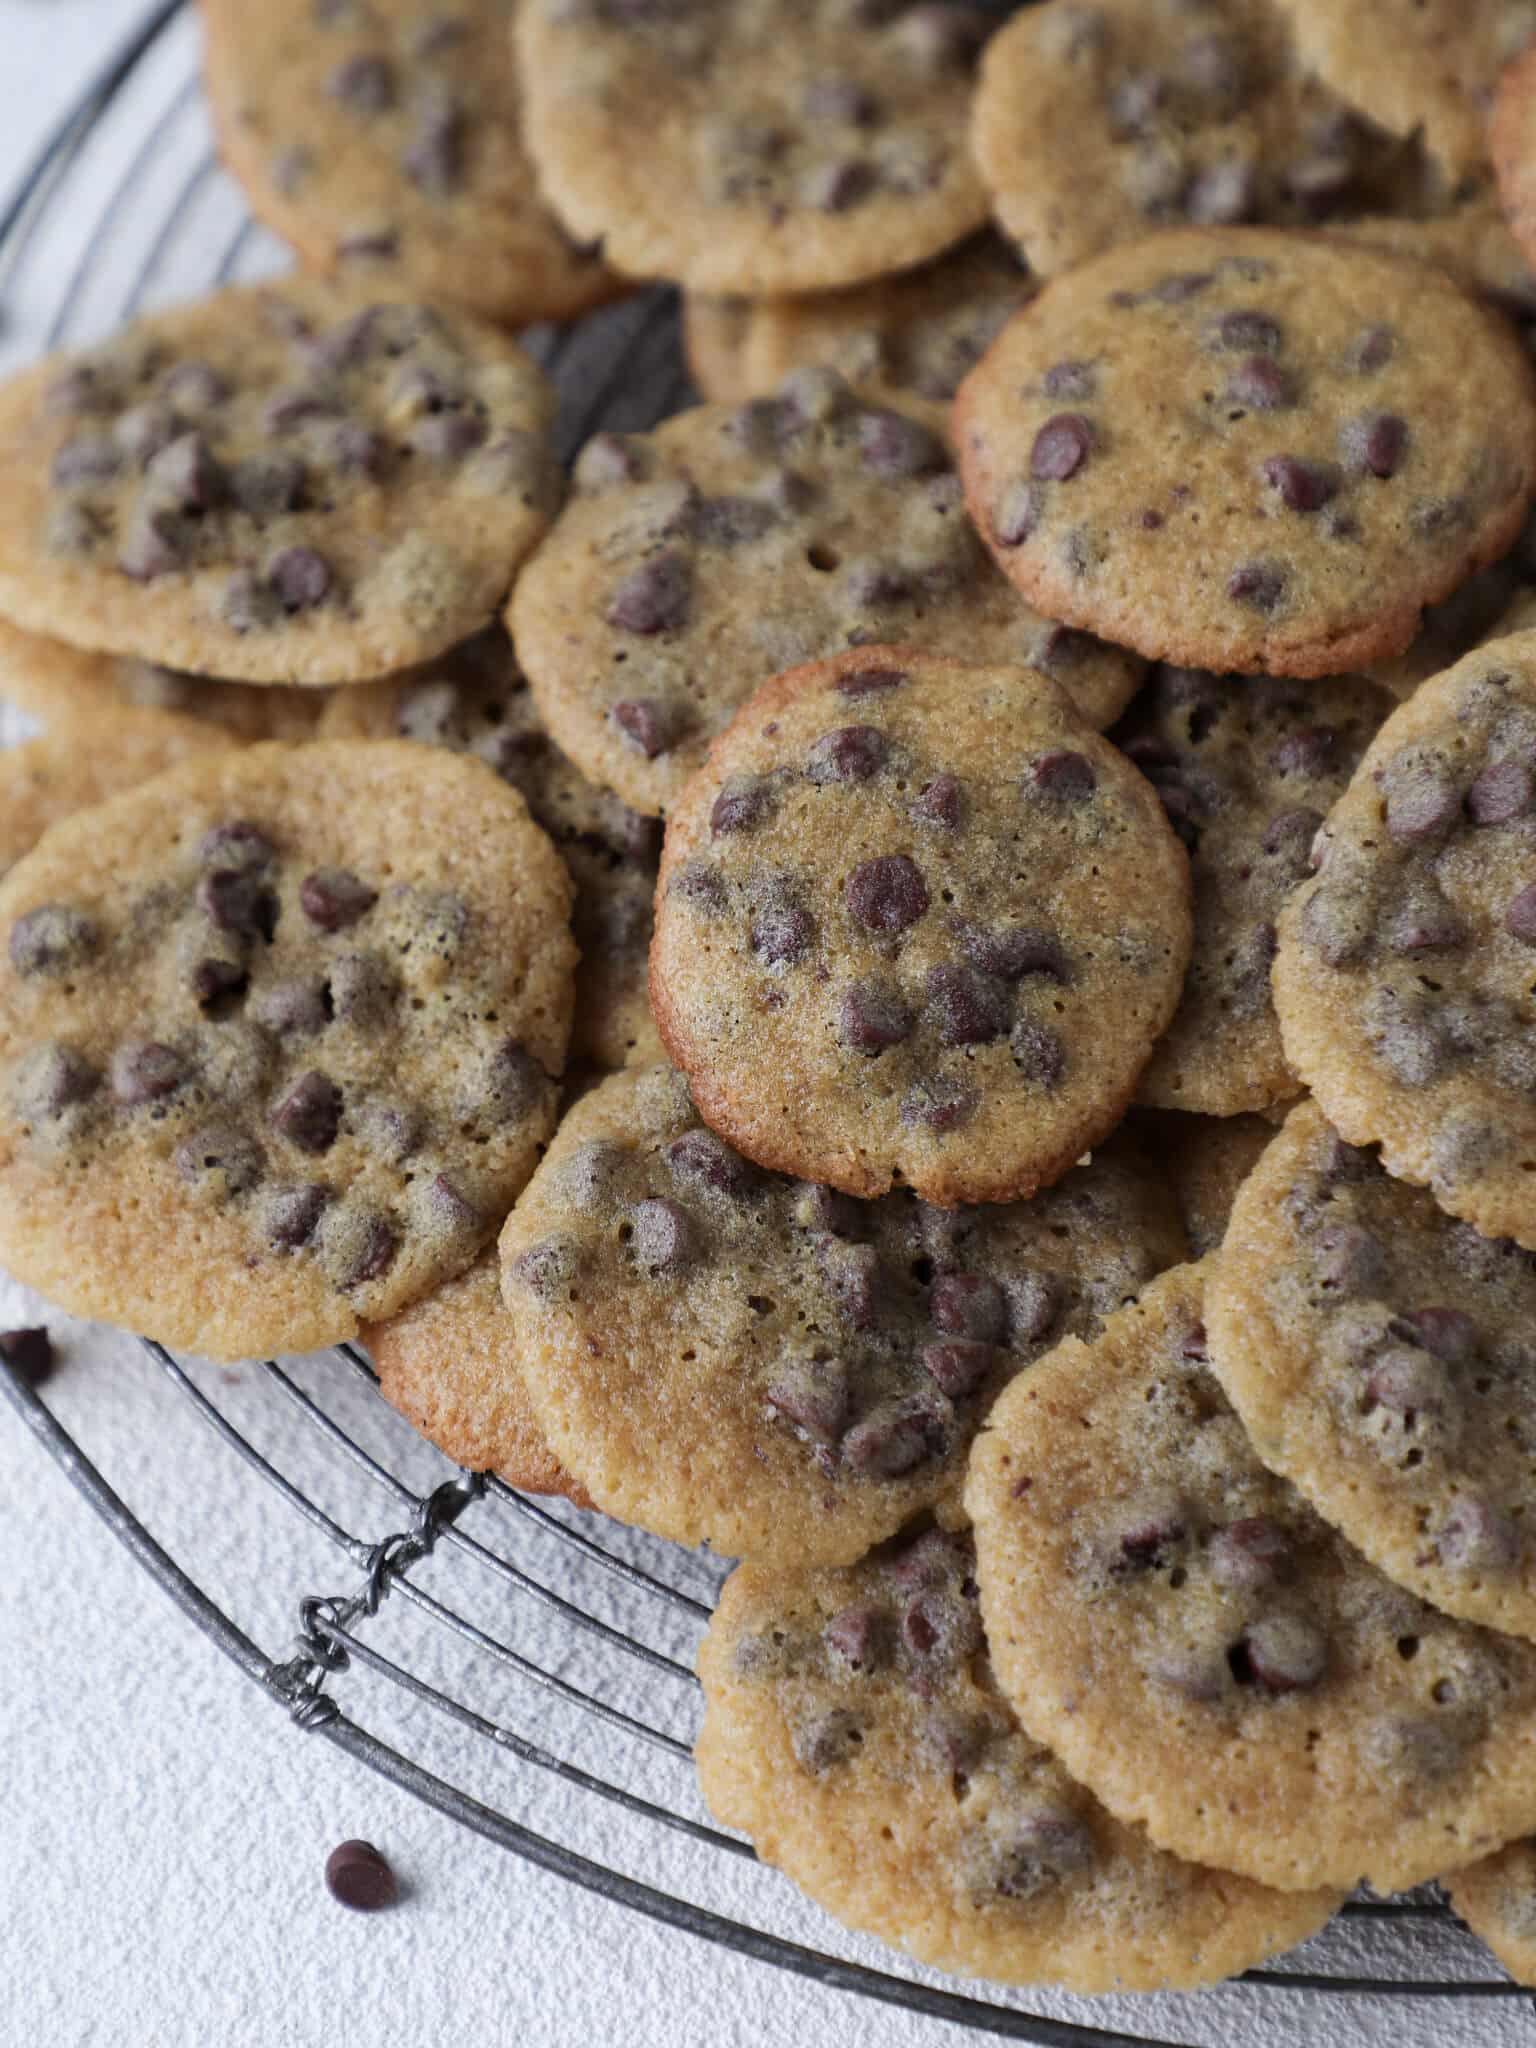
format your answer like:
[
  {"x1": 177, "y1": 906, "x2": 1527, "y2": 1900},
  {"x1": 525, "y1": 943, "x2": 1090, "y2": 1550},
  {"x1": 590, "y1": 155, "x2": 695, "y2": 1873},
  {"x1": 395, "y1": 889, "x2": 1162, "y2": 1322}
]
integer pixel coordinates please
[{"x1": 2, "y1": 7, "x2": 1535, "y2": 2046}]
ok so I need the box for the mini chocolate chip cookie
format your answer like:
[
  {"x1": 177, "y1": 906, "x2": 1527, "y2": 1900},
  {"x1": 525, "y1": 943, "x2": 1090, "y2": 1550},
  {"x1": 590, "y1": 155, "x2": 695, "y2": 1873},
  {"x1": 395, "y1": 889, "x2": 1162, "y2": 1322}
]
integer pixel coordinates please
[
  {"x1": 1275, "y1": 634, "x2": 1536, "y2": 1249},
  {"x1": 511, "y1": 373, "x2": 1147, "y2": 819},
  {"x1": 1116, "y1": 662, "x2": 1393, "y2": 1115},
  {"x1": 0, "y1": 280, "x2": 558, "y2": 684},
  {"x1": 202, "y1": 0, "x2": 621, "y2": 329},
  {"x1": 0, "y1": 741, "x2": 575, "y2": 1359},
  {"x1": 966, "y1": 1261, "x2": 1536, "y2": 1894},
  {"x1": 0, "y1": 713, "x2": 232, "y2": 880},
  {"x1": 1210, "y1": 1099, "x2": 1536, "y2": 1639},
  {"x1": 0, "y1": 616, "x2": 329, "y2": 743},
  {"x1": 321, "y1": 628, "x2": 661, "y2": 1070},
  {"x1": 367, "y1": 1250, "x2": 590, "y2": 1504},
  {"x1": 697, "y1": 1531, "x2": 1341, "y2": 1990},
  {"x1": 1447, "y1": 1838, "x2": 1536, "y2": 1984},
  {"x1": 1281, "y1": 0, "x2": 1536, "y2": 181},
  {"x1": 651, "y1": 649, "x2": 1191, "y2": 1206},
  {"x1": 956, "y1": 227, "x2": 1536, "y2": 678},
  {"x1": 513, "y1": 0, "x2": 993, "y2": 296},
  {"x1": 500, "y1": 1061, "x2": 1184, "y2": 1568},
  {"x1": 682, "y1": 298, "x2": 757, "y2": 406},
  {"x1": 737, "y1": 233, "x2": 1036, "y2": 444},
  {"x1": 1128, "y1": 1106, "x2": 1274, "y2": 1255}
]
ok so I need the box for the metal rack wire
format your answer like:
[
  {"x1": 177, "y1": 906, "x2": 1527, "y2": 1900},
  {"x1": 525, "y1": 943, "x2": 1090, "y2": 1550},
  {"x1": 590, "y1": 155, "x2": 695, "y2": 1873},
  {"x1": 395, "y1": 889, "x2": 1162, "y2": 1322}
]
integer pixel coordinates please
[{"x1": 0, "y1": 7, "x2": 1531, "y2": 2043}]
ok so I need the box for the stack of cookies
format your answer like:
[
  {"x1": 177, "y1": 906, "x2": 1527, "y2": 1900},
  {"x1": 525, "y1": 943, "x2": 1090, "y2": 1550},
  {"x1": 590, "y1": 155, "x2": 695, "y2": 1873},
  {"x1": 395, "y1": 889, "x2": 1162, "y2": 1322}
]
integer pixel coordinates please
[{"x1": 11, "y1": 0, "x2": 1536, "y2": 2004}]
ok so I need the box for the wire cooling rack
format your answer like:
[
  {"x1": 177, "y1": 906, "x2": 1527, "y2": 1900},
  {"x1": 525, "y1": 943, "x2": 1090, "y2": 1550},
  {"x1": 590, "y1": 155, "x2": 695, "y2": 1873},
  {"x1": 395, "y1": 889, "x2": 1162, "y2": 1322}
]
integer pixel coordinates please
[{"x1": 1, "y1": 8, "x2": 1533, "y2": 2045}]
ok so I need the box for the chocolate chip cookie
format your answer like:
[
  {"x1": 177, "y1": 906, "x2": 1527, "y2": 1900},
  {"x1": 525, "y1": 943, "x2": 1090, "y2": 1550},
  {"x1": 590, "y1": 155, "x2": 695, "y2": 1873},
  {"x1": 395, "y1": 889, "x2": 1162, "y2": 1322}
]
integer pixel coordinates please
[
  {"x1": 697, "y1": 1531, "x2": 1341, "y2": 1990},
  {"x1": 367, "y1": 1249, "x2": 590, "y2": 1504},
  {"x1": 0, "y1": 280, "x2": 558, "y2": 684},
  {"x1": 1209, "y1": 1099, "x2": 1536, "y2": 1638},
  {"x1": 1117, "y1": 663, "x2": 1393, "y2": 1115},
  {"x1": 955, "y1": 227, "x2": 1536, "y2": 678},
  {"x1": 966, "y1": 1261, "x2": 1536, "y2": 1894},
  {"x1": 511, "y1": 374, "x2": 1147, "y2": 819},
  {"x1": 500, "y1": 1061, "x2": 1184, "y2": 1567},
  {"x1": 1275, "y1": 634, "x2": 1536, "y2": 1249},
  {"x1": 321, "y1": 628, "x2": 660, "y2": 1070},
  {"x1": 652, "y1": 650, "x2": 1191, "y2": 1206},
  {"x1": 202, "y1": 0, "x2": 620, "y2": 328},
  {"x1": 0, "y1": 741, "x2": 575, "y2": 1359},
  {"x1": 513, "y1": 0, "x2": 993, "y2": 295},
  {"x1": 1447, "y1": 1838, "x2": 1536, "y2": 1984},
  {"x1": 0, "y1": 616, "x2": 329, "y2": 744},
  {"x1": 1128, "y1": 1106, "x2": 1274, "y2": 1255}
]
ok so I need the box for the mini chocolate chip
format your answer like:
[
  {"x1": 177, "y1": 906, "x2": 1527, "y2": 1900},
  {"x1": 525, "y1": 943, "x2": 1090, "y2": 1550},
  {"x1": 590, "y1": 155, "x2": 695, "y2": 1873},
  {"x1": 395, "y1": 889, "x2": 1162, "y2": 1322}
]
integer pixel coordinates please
[
  {"x1": 328, "y1": 53, "x2": 396, "y2": 110},
  {"x1": 109, "y1": 1040, "x2": 184, "y2": 1106},
  {"x1": 1227, "y1": 560, "x2": 1287, "y2": 611},
  {"x1": 263, "y1": 1182, "x2": 330, "y2": 1250},
  {"x1": 423, "y1": 1173, "x2": 480, "y2": 1237},
  {"x1": 1261, "y1": 455, "x2": 1338, "y2": 513},
  {"x1": 328, "y1": 949, "x2": 399, "y2": 1027},
  {"x1": 117, "y1": 503, "x2": 184, "y2": 581},
  {"x1": 300, "y1": 868, "x2": 377, "y2": 932},
  {"x1": 1042, "y1": 359, "x2": 1097, "y2": 399},
  {"x1": 1224, "y1": 357, "x2": 1294, "y2": 410},
  {"x1": 840, "y1": 977, "x2": 913, "y2": 1050},
  {"x1": 900, "y1": 1075, "x2": 978, "y2": 1130},
  {"x1": 402, "y1": 86, "x2": 466, "y2": 197},
  {"x1": 1012, "y1": 1018, "x2": 1065, "y2": 1087},
  {"x1": 1210, "y1": 310, "x2": 1282, "y2": 354},
  {"x1": 671, "y1": 857, "x2": 727, "y2": 914},
  {"x1": 846, "y1": 855, "x2": 928, "y2": 933},
  {"x1": 842, "y1": 1390, "x2": 951, "y2": 1477},
  {"x1": 1364, "y1": 1347, "x2": 1446, "y2": 1414},
  {"x1": 1316, "y1": 1221, "x2": 1386, "y2": 1295},
  {"x1": 190, "y1": 955, "x2": 249, "y2": 1009},
  {"x1": 613, "y1": 697, "x2": 685, "y2": 758},
  {"x1": 271, "y1": 1070, "x2": 343, "y2": 1154},
  {"x1": 1268, "y1": 728, "x2": 1336, "y2": 778},
  {"x1": 752, "y1": 902, "x2": 814, "y2": 964},
  {"x1": 818, "y1": 1238, "x2": 881, "y2": 1328},
  {"x1": 1385, "y1": 882, "x2": 1466, "y2": 956},
  {"x1": 693, "y1": 495, "x2": 777, "y2": 548},
  {"x1": 1031, "y1": 413, "x2": 1093, "y2": 481},
  {"x1": 267, "y1": 545, "x2": 332, "y2": 612},
  {"x1": 508, "y1": 1237, "x2": 575, "y2": 1300},
  {"x1": 145, "y1": 430, "x2": 226, "y2": 511},
  {"x1": 962, "y1": 925, "x2": 1071, "y2": 983},
  {"x1": 327, "y1": 1207, "x2": 399, "y2": 1288},
  {"x1": 0, "y1": 1327, "x2": 55, "y2": 1388},
  {"x1": 802, "y1": 158, "x2": 878, "y2": 213},
  {"x1": 632, "y1": 1196, "x2": 694, "y2": 1272},
  {"x1": 665, "y1": 1127, "x2": 757, "y2": 1196},
  {"x1": 793, "y1": 1708, "x2": 864, "y2": 1773},
  {"x1": 1008, "y1": 1270, "x2": 1062, "y2": 1344},
  {"x1": 1468, "y1": 758, "x2": 1536, "y2": 826},
  {"x1": 931, "y1": 1272, "x2": 1006, "y2": 1342},
  {"x1": 922, "y1": 1338, "x2": 994, "y2": 1398},
  {"x1": 52, "y1": 435, "x2": 120, "y2": 487},
  {"x1": 857, "y1": 410, "x2": 946, "y2": 478},
  {"x1": 1298, "y1": 880, "x2": 1371, "y2": 965},
  {"x1": 1438, "y1": 1495, "x2": 1519, "y2": 1572},
  {"x1": 807, "y1": 725, "x2": 887, "y2": 784},
  {"x1": 824, "y1": 1604, "x2": 890, "y2": 1672},
  {"x1": 1342, "y1": 412, "x2": 1408, "y2": 479},
  {"x1": 911, "y1": 775, "x2": 961, "y2": 828},
  {"x1": 1112, "y1": 1492, "x2": 1187, "y2": 1571},
  {"x1": 834, "y1": 664, "x2": 908, "y2": 697},
  {"x1": 175, "y1": 1121, "x2": 266, "y2": 1197},
  {"x1": 1403, "y1": 1305, "x2": 1477, "y2": 1363},
  {"x1": 1239, "y1": 1615, "x2": 1327, "y2": 1694},
  {"x1": 767, "y1": 1356, "x2": 850, "y2": 1442},
  {"x1": 478, "y1": 1037, "x2": 543, "y2": 1125},
  {"x1": 113, "y1": 403, "x2": 182, "y2": 467},
  {"x1": 10, "y1": 904, "x2": 98, "y2": 976},
  {"x1": 231, "y1": 454, "x2": 307, "y2": 522},
  {"x1": 710, "y1": 776, "x2": 776, "y2": 834},
  {"x1": 1507, "y1": 884, "x2": 1536, "y2": 943},
  {"x1": 927, "y1": 961, "x2": 1008, "y2": 1046},
  {"x1": 13, "y1": 1042, "x2": 99, "y2": 1121},
  {"x1": 1028, "y1": 750, "x2": 1095, "y2": 800},
  {"x1": 1347, "y1": 325, "x2": 1395, "y2": 374},
  {"x1": 993, "y1": 482, "x2": 1042, "y2": 546},
  {"x1": 607, "y1": 556, "x2": 695, "y2": 635},
  {"x1": 1209, "y1": 1517, "x2": 1291, "y2": 1592}
]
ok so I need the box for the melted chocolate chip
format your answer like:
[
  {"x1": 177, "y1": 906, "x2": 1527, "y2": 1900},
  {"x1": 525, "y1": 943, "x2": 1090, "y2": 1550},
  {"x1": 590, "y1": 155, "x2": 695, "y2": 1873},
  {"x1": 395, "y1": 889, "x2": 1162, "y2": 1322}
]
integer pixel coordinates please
[
  {"x1": 613, "y1": 697, "x2": 685, "y2": 758},
  {"x1": 1031, "y1": 413, "x2": 1094, "y2": 481},
  {"x1": 911, "y1": 775, "x2": 962, "y2": 829},
  {"x1": 1237, "y1": 1614, "x2": 1327, "y2": 1694},
  {"x1": 834, "y1": 664, "x2": 907, "y2": 697},
  {"x1": 823, "y1": 1603, "x2": 890, "y2": 1672},
  {"x1": 263, "y1": 1182, "x2": 330, "y2": 1250},
  {"x1": 109, "y1": 1040, "x2": 184, "y2": 1106},
  {"x1": 1468, "y1": 758, "x2": 1535, "y2": 826},
  {"x1": 1227, "y1": 560, "x2": 1287, "y2": 612},
  {"x1": 9, "y1": 904, "x2": 98, "y2": 976},
  {"x1": 1507, "y1": 883, "x2": 1536, "y2": 944},
  {"x1": 175, "y1": 1121, "x2": 266, "y2": 1197},
  {"x1": 842, "y1": 1390, "x2": 951, "y2": 1477},
  {"x1": 931, "y1": 1272, "x2": 1006, "y2": 1342},
  {"x1": 270, "y1": 1070, "x2": 343, "y2": 1154},
  {"x1": 921, "y1": 1338, "x2": 994, "y2": 1398},
  {"x1": 845, "y1": 855, "x2": 928, "y2": 933},
  {"x1": 632, "y1": 1196, "x2": 694, "y2": 1272},
  {"x1": 1208, "y1": 1516, "x2": 1291, "y2": 1592},
  {"x1": 900, "y1": 1075, "x2": 978, "y2": 1130},
  {"x1": 1261, "y1": 455, "x2": 1338, "y2": 513},
  {"x1": 665, "y1": 1127, "x2": 757, "y2": 1196},
  {"x1": 300, "y1": 868, "x2": 378, "y2": 932},
  {"x1": 767, "y1": 1355, "x2": 849, "y2": 1442},
  {"x1": 927, "y1": 962, "x2": 1008, "y2": 1046},
  {"x1": 840, "y1": 977, "x2": 914, "y2": 1050},
  {"x1": 1224, "y1": 357, "x2": 1295, "y2": 411},
  {"x1": 807, "y1": 726, "x2": 888, "y2": 784},
  {"x1": 1027, "y1": 750, "x2": 1095, "y2": 800}
]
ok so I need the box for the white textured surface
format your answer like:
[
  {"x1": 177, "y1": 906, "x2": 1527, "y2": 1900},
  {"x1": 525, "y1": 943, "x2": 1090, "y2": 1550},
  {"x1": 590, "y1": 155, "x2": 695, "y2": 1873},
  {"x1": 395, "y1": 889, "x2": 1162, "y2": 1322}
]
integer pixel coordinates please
[{"x1": 3, "y1": 9, "x2": 1536, "y2": 2047}]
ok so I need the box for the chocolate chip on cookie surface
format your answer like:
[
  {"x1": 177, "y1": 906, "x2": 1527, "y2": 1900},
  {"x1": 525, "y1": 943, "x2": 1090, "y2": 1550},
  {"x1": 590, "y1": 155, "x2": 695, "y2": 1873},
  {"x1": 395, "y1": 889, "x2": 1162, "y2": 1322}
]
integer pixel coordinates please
[
  {"x1": 1275, "y1": 632, "x2": 1536, "y2": 1249},
  {"x1": 697, "y1": 1532, "x2": 1341, "y2": 1990},
  {"x1": 202, "y1": 0, "x2": 620, "y2": 328},
  {"x1": 0, "y1": 280, "x2": 558, "y2": 684},
  {"x1": 1116, "y1": 662, "x2": 1392, "y2": 1115},
  {"x1": 651, "y1": 649, "x2": 1190, "y2": 1206},
  {"x1": 1210, "y1": 1099, "x2": 1536, "y2": 1640},
  {"x1": 321, "y1": 628, "x2": 660, "y2": 1069},
  {"x1": 513, "y1": 0, "x2": 993, "y2": 296},
  {"x1": 0, "y1": 741, "x2": 575, "y2": 1359},
  {"x1": 956, "y1": 227, "x2": 1536, "y2": 679},
  {"x1": 966, "y1": 1261, "x2": 1536, "y2": 1894},
  {"x1": 499, "y1": 1061, "x2": 1183, "y2": 1567}
]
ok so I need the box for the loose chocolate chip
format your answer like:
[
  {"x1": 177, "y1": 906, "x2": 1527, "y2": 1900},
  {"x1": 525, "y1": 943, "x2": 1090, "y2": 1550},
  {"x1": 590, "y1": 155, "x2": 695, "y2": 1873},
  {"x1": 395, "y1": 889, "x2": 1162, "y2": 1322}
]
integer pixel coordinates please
[
  {"x1": 1315, "y1": 1221, "x2": 1386, "y2": 1295},
  {"x1": 900, "y1": 1074, "x2": 978, "y2": 1130},
  {"x1": 922, "y1": 1338, "x2": 994, "y2": 1398},
  {"x1": 13, "y1": 1042, "x2": 99, "y2": 1121},
  {"x1": 271, "y1": 1071, "x2": 343, "y2": 1154},
  {"x1": 0, "y1": 1327, "x2": 55, "y2": 1388},
  {"x1": 807, "y1": 725, "x2": 888, "y2": 784},
  {"x1": 1031, "y1": 413, "x2": 1093, "y2": 482},
  {"x1": 264, "y1": 1182, "x2": 330, "y2": 1250},
  {"x1": 1342, "y1": 412, "x2": 1408, "y2": 479},
  {"x1": 842, "y1": 1391, "x2": 951, "y2": 1477},
  {"x1": 1261, "y1": 455, "x2": 1338, "y2": 513},
  {"x1": 1227, "y1": 560, "x2": 1287, "y2": 611},
  {"x1": 613, "y1": 696, "x2": 685, "y2": 758},
  {"x1": 1027, "y1": 750, "x2": 1095, "y2": 800},
  {"x1": 752, "y1": 902, "x2": 814, "y2": 965},
  {"x1": 710, "y1": 776, "x2": 776, "y2": 834},
  {"x1": 1237, "y1": 1615, "x2": 1327, "y2": 1694},
  {"x1": 267, "y1": 545, "x2": 332, "y2": 613},
  {"x1": 109, "y1": 1040, "x2": 184, "y2": 1106},
  {"x1": 1507, "y1": 883, "x2": 1536, "y2": 943},
  {"x1": 665, "y1": 1127, "x2": 756, "y2": 1196},
  {"x1": 767, "y1": 1355, "x2": 850, "y2": 1442},
  {"x1": 824, "y1": 1603, "x2": 889, "y2": 1673},
  {"x1": 993, "y1": 481, "x2": 1042, "y2": 547},
  {"x1": 846, "y1": 855, "x2": 928, "y2": 933},
  {"x1": 1468, "y1": 758, "x2": 1535, "y2": 826},
  {"x1": 9, "y1": 904, "x2": 98, "y2": 976},
  {"x1": 1209, "y1": 1516, "x2": 1291, "y2": 1592},
  {"x1": 857, "y1": 410, "x2": 946, "y2": 478},
  {"x1": 1012, "y1": 1018, "x2": 1065, "y2": 1087},
  {"x1": 300, "y1": 868, "x2": 378, "y2": 932},
  {"x1": 632, "y1": 1196, "x2": 694, "y2": 1272},
  {"x1": 1224, "y1": 357, "x2": 1295, "y2": 411},
  {"x1": 1210, "y1": 310, "x2": 1282, "y2": 355},
  {"x1": 793, "y1": 1708, "x2": 863, "y2": 1773},
  {"x1": 834, "y1": 664, "x2": 908, "y2": 697},
  {"x1": 931, "y1": 1272, "x2": 1006, "y2": 1343},
  {"x1": 1438, "y1": 1494, "x2": 1519, "y2": 1572},
  {"x1": 911, "y1": 775, "x2": 961, "y2": 829},
  {"x1": 840, "y1": 977, "x2": 913, "y2": 1050},
  {"x1": 52, "y1": 435, "x2": 120, "y2": 486},
  {"x1": 328, "y1": 53, "x2": 396, "y2": 110},
  {"x1": 324, "y1": 1836, "x2": 398, "y2": 1912},
  {"x1": 927, "y1": 962, "x2": 1008, "y2": 1046},
  {"x1": 175, "y1": 1121, "x2": 266, "y2": 1197}
]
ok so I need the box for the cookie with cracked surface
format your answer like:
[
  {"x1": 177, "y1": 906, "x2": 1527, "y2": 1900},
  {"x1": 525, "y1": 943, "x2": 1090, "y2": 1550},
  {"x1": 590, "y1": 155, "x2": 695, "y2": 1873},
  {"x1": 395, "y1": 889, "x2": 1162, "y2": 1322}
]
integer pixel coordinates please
[
  {"x1": 1275, "y1": 634, "x2": 1536, "y2": 1249},
  {"x1": 1282, "y1": 0, "x2": 1536, "y2": 182},
  {"x1": 955, "y1": 226, "x2": 1536, "y2": 679},
  {"x1": 499, "y1": 1060, "x2": 1184, "y2": 1568},
  {"x1": 1128, "y1": 1106, "x2": 1274, "y2": 1255},
  {"x1": 696, "y1": 1530, "x2": 1342, "y2": 1990},
  {"x1": 320, "y1": 627, "x2": 661, "y2": 1070},
  {"x1": 0, "y1": 741, "x2": 574, "y2": 1359},
  {"x1": 1446, "y1": 1838, "x2": 1536, "y2": 1983},
  {"x1": 682, "y1": 298, "x2": 757, "y2": 406},
  {"x1": 739, "y1": 233, "x2": 1035, "y2": 444},
  {"x1": 651, "y1": 649, "x2": 1191, "y2": 1206},
  {"x1": 1209, "y1": 1099, "x2": 1536, "y2": 1638},
  {"x1": 512, "y1": 376, "x2": 1146, "y2": 819},
  {"x1": 0, "y1": 279, "x2": 558, "y2": 683},
  {"x1": 966, "y1": 1261, "x2": 1536, "y2": 1894},
  {"x1": 513, "y1": 0, "x2": 993, "y2": 296},
  {"x1": 367, "y1": 1249, "x2": 590, "y2": 1504},
  {"x1": 0, "y1": 616, "x2": 328, "y2": 744},
  {"x1": 1116, "y1": 662, "x2": 1392, "y2": 1115},
  {"x1": 202, "y1": 0, "x2": 621, "y2": 329}
]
